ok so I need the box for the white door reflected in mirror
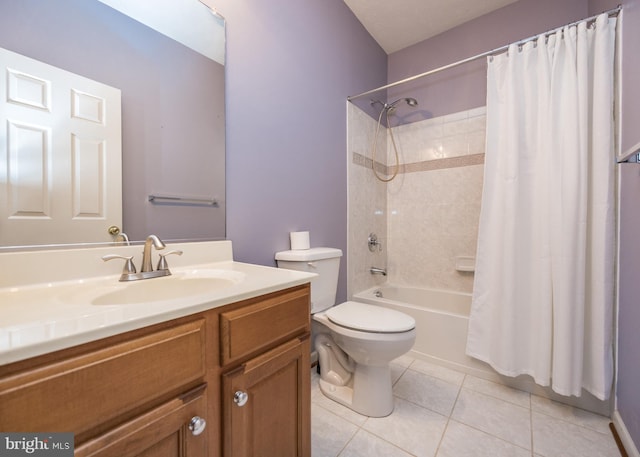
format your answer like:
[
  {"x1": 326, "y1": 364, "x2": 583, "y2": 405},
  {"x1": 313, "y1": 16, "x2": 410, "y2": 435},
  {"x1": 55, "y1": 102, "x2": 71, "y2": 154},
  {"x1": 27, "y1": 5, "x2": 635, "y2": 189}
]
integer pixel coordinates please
[{"x1": 0, "y1": 47, "x2": 122, "y2": 246}]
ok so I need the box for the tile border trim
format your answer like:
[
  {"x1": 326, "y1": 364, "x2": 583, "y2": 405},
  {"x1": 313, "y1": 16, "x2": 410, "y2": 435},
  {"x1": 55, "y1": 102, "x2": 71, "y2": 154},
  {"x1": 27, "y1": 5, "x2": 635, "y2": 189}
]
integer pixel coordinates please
[{"x1": 353, "y1": 152, "x2": 485, "y2": 175}]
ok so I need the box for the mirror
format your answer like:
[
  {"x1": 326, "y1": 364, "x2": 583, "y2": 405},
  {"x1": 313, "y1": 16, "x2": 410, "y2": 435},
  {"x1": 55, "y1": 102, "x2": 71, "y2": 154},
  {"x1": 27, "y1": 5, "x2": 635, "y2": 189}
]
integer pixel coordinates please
[{"x1": 0, "y1": 0, "x2": 225, "y2": 250}]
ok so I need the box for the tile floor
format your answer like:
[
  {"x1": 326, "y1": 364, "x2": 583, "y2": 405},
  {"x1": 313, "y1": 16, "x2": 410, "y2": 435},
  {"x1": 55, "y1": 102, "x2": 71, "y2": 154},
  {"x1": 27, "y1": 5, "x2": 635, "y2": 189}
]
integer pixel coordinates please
[{"x1": 311, "y1": 355, "x2": 621, "y2": 457}]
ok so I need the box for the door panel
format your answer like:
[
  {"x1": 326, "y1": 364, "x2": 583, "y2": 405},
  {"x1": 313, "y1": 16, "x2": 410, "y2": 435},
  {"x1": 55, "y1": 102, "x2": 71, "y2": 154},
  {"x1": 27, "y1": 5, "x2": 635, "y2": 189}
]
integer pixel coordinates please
[
  {"x1": 222, "y1": 338, "x2": 310, "y2": 457},
  {"x1": 75, "y1": 385, "x2": 208, "y2": 457},
  {"x1": 0, "y1": 46, "x2": 122, "y2": 245}
]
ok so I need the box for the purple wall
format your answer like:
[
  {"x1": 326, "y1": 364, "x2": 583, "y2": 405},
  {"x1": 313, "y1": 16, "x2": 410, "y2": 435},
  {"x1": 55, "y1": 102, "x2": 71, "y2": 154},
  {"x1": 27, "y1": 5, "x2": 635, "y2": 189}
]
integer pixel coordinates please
[
  {"x1": 618, "y1": 164, "x2": 640, "y2": 450},
  {"x1": 620, "y1": 0, "x2": 640, "y2": 154},
  {"x1": 387, "y1": 0, "x2": 588, "y2": 119},
  {"x1": 215, "y1": 0, "x2": 387, "y2": 301},
  {"x1": 617, "y1": 0, "x2": 640, "y2": 449}
]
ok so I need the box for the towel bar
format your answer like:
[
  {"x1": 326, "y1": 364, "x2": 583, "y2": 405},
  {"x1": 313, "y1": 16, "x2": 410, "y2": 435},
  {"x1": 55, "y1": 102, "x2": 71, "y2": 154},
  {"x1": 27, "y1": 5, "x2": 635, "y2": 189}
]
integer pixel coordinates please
[{"x1": 148, "y1": 195, "x2": 219, "y2": 207}]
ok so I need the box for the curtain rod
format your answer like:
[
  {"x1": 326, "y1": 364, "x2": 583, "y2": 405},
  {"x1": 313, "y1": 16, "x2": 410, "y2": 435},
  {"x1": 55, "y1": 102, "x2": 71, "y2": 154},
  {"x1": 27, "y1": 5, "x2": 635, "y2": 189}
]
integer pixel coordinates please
[{"x1": 347, "y1": 4, "x2": 621, "y2": 101}]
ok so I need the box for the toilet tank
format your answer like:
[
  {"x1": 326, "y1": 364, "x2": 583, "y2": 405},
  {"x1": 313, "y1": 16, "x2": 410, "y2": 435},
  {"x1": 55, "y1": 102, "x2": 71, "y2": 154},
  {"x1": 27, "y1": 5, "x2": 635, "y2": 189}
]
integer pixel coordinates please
[{"x1": 275, "y1": 247, "x2": 343, "y2": 314}]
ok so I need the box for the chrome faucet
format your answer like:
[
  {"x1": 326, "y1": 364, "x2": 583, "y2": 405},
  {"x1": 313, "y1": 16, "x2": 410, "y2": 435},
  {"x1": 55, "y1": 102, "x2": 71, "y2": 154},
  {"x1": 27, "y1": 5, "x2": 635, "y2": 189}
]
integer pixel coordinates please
[
  {"x1": 102, "y1": 234, "x2": 182, "y2": 282},
  {"x1": 370, "y1": 266, "x2": 387, "y2": 276},
  {"x1": 141, "y1": 234, "x2": 166, "y2": 272}
]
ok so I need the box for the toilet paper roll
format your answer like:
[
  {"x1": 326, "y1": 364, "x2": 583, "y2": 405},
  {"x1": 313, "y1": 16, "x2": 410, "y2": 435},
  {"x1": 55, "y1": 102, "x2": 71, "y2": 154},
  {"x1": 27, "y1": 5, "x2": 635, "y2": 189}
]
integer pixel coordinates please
[{"x1": 290, "y1": 231, "x2": 310, "y2": 250}]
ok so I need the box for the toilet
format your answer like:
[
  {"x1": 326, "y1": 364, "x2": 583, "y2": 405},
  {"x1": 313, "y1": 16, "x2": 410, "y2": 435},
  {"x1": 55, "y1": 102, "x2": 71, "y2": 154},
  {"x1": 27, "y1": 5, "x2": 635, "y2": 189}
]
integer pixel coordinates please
[{"x1": 275, "y1": 247, "x2": 416, "y2": 417}]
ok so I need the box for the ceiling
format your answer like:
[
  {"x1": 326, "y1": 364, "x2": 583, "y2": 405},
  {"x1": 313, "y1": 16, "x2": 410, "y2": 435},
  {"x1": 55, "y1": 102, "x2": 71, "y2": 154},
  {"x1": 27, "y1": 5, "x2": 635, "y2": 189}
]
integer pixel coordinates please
[{"x1": 343, "y1": 0, "x2": 519, "y2": 54}]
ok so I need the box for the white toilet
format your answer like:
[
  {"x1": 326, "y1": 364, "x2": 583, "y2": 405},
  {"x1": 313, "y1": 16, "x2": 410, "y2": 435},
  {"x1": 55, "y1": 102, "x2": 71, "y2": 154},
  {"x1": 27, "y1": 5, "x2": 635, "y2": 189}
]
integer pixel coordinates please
[{"x1": 275, "y1": 247, "x2": 416, "y2": 417}]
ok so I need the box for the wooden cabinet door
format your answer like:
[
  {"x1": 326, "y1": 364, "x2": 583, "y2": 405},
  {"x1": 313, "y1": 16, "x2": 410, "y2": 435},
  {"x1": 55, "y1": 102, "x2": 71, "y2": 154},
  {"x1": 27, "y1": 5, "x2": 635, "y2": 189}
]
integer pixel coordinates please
[
  {"x1": 75, "y1": 385, "x2": 208, "y2": 457},
  {"x1": 222, "y1": 337, "x2": 310, "y2": 457},
  {"x1": 0, "y1": 319, "x2": 206, "y2": 438}
]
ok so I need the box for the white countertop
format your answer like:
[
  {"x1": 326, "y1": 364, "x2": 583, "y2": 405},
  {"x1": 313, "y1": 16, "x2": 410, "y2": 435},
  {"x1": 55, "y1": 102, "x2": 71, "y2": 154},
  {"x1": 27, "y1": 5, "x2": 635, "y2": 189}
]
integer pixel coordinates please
[{"x1": 0, "y1": 241, "x2": 315, "y2": 365}]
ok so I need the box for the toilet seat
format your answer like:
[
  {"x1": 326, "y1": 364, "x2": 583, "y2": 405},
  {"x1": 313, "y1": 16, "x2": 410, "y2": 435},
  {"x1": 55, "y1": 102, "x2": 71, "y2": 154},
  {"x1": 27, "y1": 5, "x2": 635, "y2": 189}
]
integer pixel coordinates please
[{"x1": 325, "y1": 301, "x2": 415, "y2": 333}]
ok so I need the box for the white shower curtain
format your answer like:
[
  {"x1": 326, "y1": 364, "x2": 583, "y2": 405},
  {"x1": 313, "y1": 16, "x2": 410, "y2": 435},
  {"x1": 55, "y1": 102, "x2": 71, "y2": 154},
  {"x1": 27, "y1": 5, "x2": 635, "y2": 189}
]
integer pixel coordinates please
[{"x1": 466, "y1": 13, "x2": 616, "y2": 400}]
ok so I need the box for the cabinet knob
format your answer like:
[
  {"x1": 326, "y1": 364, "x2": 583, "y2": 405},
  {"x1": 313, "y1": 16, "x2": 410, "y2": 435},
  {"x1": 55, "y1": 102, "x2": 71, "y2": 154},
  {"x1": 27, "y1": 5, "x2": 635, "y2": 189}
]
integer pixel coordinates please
[
  {"x1": 188, "y1": 416, "x2": 207, "y2": 436},
  {"x1": 233, "y1": 390, "x2": 249, "y2": 407}
]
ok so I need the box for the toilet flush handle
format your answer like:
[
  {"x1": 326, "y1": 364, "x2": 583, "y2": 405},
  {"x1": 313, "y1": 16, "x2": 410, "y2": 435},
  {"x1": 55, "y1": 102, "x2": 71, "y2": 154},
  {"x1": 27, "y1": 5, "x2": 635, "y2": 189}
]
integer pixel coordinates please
[{"x1": 307, "y1": 262, "x2": 317, "y2": 268}]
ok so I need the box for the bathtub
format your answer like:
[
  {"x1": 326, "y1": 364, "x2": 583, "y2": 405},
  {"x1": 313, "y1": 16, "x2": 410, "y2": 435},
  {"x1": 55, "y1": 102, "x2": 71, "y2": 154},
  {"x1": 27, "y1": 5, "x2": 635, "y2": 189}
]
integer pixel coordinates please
[
  {"x1": 352, "y1": 285, "x2": 489, "y2": 375},
  {"x1": 352, "y1": 284, "x2": 611, "y2": 415}
]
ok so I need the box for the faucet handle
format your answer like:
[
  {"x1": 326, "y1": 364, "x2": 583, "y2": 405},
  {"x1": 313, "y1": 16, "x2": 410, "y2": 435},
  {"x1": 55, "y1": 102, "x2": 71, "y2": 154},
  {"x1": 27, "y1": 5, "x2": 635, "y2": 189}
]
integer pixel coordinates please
[
  {"x1": 102, "y1": 254, "x2": 137, "y2": 275},
  {"x1": 368, "y1": 233, "x2": 382, "y2": 252},
  {"x1": 157, "y1": 250, "x2": 183, "y2": 271}
]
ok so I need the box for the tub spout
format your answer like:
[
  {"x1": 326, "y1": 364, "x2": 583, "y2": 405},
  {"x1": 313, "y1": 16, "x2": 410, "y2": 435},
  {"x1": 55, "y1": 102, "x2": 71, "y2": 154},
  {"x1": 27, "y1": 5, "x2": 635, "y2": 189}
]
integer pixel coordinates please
[{"x1": 370, "y1": 266, "x2": 387, "y2": 276}]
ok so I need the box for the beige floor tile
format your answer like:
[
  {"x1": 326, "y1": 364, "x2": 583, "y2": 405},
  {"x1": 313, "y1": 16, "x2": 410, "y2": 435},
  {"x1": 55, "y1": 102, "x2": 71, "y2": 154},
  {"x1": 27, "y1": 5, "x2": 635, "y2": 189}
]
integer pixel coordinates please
[
  {"x1": 531, "y1": 411, "x2": 620, "y2": 457},
  {"x1": 312, "y1": 405, "x2": 359, "y2": 457},
  {"x1": 451, "y1": 388, "x2": 531, "y2": 449},
  {"x1": 390, "y1": 361, "x2": 408, "y2": 385},
  {"x1": 311, "y1": 362, "x2": 619, "y2": 457},
  {"x1": 436, "y1": 420, "x2": 531, "y2": 457},
  {"x1": 338, "y1": 429, "x2": 414, "y2": 457},
  {"x1": 364, "y1": 397, "x2": 448, "y2": 457},
  {"x1": 531, "y1": 394, "x2": 611, "y2": 433},
  {"x1": 394, "y1": 368, "x2": 461, "y2": 416},
  {"x1": 463, "y1": 375, "x2": 531, "y2": 408},
  {"x1": 409, "y1": 359, "x2": 466, "y2": 386}
]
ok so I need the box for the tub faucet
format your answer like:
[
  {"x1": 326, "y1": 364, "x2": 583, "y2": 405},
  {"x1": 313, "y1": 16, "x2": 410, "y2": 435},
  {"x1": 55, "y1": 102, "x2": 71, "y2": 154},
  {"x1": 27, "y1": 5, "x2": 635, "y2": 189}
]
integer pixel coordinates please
[
  {"x1": 370, "y1": 266, "x2": 387, "y2": 276},
  {"x1": 141, "y1": 234, "x2": 166, "y2": 272}
]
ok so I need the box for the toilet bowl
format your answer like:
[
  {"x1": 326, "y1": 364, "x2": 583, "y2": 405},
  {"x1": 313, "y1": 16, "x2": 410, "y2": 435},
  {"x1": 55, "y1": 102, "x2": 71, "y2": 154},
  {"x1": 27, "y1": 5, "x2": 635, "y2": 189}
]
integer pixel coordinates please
[
  {"x1": 274, "y1": 247, "x2": 416, "y2": 417},
  {"x1": 313, "y1": 301, "x2": 415, "y2": 417}
]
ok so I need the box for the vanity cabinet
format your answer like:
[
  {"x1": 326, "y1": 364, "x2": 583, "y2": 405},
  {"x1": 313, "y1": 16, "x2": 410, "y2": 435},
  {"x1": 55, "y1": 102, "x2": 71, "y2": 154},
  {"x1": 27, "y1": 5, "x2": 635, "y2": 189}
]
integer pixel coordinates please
[
  {"x1": 219, "y1": 285, "x2": 311, "y2": 457},
  {"x1": 75, "y1": 385, "x2": 208, "y2": 457},
  {"x1": 0, "y1": 283, "x2": 311, "y2": 457},
  {"x1": 0, "y1": 318, "x2": 209, "y2": 457},
  {"x1": 222, "y1": 339, "x2": 310, "y2": 456}
]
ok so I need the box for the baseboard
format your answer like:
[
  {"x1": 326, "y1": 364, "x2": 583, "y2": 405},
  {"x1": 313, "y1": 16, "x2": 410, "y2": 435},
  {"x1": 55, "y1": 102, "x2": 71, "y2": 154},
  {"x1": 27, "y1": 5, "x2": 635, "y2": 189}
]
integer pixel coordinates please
[{"x1": 613, "y1": 410, "x2": 640, "y2": 457}]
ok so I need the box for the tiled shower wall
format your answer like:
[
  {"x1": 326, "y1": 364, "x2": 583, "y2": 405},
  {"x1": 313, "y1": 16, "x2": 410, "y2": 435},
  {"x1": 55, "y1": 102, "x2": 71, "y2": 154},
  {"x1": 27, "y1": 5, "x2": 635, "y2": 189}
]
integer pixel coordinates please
[
  {"x1": 347, "y1": 103, "x2": 388, "y2": 296},
  {"x1": 348, "y1": 103, "x2": 486, "y2": 296}
]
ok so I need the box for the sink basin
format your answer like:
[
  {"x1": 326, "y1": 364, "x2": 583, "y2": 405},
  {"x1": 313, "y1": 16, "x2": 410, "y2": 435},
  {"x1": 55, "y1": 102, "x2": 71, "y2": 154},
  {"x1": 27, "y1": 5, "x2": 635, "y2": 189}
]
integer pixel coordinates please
[
  {"x1": 93, "y1": 278, "x2": 231, "y2": 305},
  {"x1": 61, "y1": 268, "x2": 246, "y2": 306}
]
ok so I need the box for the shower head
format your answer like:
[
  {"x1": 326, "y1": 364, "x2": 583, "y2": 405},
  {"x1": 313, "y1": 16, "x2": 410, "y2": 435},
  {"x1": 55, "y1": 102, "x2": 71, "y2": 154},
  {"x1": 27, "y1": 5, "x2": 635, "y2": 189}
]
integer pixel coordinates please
[{"x1": 385, "y1": 97, "x2": 418, "y2": 111}]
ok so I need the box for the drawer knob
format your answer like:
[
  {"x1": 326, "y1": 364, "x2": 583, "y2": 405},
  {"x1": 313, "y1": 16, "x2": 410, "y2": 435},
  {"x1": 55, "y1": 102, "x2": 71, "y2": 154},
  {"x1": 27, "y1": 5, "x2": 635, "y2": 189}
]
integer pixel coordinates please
[
  {"x1": 189, "y1": 416, "x2": 207, "y2": 436},
  {"x1": 233, "y1": 390, "x2": 249, "y2": 407}
]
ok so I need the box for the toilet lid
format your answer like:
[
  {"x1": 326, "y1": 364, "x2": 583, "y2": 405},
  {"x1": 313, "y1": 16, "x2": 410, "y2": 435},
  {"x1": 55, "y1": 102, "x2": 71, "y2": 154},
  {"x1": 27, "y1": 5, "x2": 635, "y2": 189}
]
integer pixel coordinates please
[{"x1": 325, "y1": 301, "x2": 415, "y2": 333}]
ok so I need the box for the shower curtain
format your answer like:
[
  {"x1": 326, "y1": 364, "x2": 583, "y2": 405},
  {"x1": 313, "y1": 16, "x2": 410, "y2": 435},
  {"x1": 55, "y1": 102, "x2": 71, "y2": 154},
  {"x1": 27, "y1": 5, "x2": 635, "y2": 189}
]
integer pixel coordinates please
[{"x1": 466, "y1": 13, "x2": 617, "y2": 400}]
